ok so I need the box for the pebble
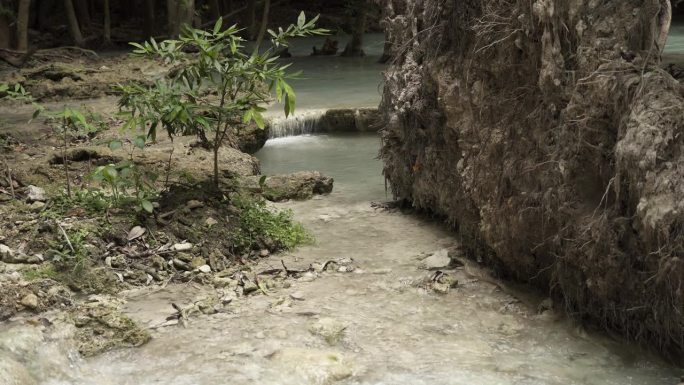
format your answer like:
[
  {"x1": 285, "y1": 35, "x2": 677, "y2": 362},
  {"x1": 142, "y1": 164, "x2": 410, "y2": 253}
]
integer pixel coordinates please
[
  {"x1": 205, "y1": 217, "x2": 218, "y2": 227},
  {"x1": 259, "y1": 249, "x2": 270, "y2": 258},
  {"x1": 0, "y1": 244, "x2": 13, "y2": 257},
  {"x1": 290, "y1": 291, "x2": 305, "y2": 301},
  {"x1": 29, "y1": 201, "x2": 46, "y2": 211},
  {"x1": 26, "y1": 185, "x2": 46, "y2": 202},
  {"x1": 20, "y1": 293, "x2": 39, "y2": 310},
  {"x1": 421, "y1": 249, "x2": 452, "y2": 270},
  {"x1": 173, "y1": 243, "x2": 193, "y2": 251},
  {"x1": 186, "y1": 200, "x2": 204, "y2": 210},
  {"x1": 190, "y1": 257, "x2": 207, "y2": 269},
  {"x1": 198, "y1": 265, "x2": 212, "y2": 273}
]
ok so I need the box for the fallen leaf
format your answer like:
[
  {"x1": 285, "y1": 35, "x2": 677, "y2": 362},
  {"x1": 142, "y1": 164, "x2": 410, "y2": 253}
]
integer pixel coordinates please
[{"x1": 127, "y1": 226, "x2": 146, "y2": 242}]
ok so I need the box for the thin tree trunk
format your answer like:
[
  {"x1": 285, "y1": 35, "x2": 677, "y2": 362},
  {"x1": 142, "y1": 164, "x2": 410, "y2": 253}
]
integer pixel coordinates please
[
  {"x1": 180, "y1": 0, "x2": 194, "y2": 29},
  {"x1": 253, "y1": 0, "x2": 270, "y2": 53},
  {"x1": 143, "y1": 0, "x2": 155, "y2": 38},
  {"x1": 246, "y1": 0, "x2": 256, "y2": 39},
  {"x1": 167, "y1": 0, "x2": 179, "y2": 36},
  {"x1": 74, "y1": 0, "x2": 90, "y2": 32},
  {"x1": 16, "y1": 0, "x2": 31, "y2": 51},
  {"x1": 341, "y1": 0, "x2": 367, "y2": 57},
  {"x1": 103, "y1": 0, "x2": 110, "y2": 44},
  {"x1": 62, "y1": 119, "x2": 71, "y2": 198},
  {"x1": 0, "y1": 15, "x2": 9, "y2": 49},
  {"x1": 64, "y1": 0, "x2": 85, "y2": 46}
]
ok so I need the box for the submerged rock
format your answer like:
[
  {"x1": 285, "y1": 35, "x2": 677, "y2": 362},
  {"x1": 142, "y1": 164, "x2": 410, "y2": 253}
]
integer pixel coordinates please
[
  {"x1": 420, "y1": 249, "x2": 452, "y2": 270},
  {"x1": 270, "y1": 348, "x2": 353, "y2": 383},
  {"x1": 69, "y1": 299, "x2": 150, "y2": 357},
  {"x1": 309, "y1": 317, "x2": 347, "y2": 346}
]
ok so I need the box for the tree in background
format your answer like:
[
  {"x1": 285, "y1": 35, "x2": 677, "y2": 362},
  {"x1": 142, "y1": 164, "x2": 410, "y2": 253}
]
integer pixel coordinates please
[{"x1": 341, "y1": 0, "x2": 367, "y2": 57}]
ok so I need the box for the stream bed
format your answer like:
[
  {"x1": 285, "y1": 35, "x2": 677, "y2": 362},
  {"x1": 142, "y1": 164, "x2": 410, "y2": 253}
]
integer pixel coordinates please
[{"x1": 13, "y1": 133, "x2": 676, "y2": 385}]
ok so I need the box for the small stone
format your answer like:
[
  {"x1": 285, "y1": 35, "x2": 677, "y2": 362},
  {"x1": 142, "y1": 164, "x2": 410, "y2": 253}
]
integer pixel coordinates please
[
  {"x1": 104, "y1": 256, "x2": 113, "y2": 268},
  {"x1": 432, "y1": 282, "x2": 450, "y2": 294},
  {"x1": 205, "y1": 217, "x2": 218, "y2": 227},
  {"x1": 221, "y1": 291, "x2": 237, "y2": 304},
  {"x1": 186, "y1": 200, "x2": 204, "y2": 210},
  {"x1": 242, "y1": 279, "x2": 258, "y2": 295},
  {"x1": 190, "y1": 257, "x2": 207, "y2": 269},
  {"x1": 26, "y1": 185, "x2": 46, "y2": 202},
  {"x1": 20, "y1": 293, "x2": 39, "y2": 310},
  {"x1": 337, "y1": 257, "x2": 353, "y2": 266},
  {"x1": 337, "y1": 265, "x2": 353, "y2": 273},
  {"x1": 29, "y1": 201, "x2": 46, "y2": 211},
  {"x1": 150, "y1": 255, "x2": 166, "y2": 270},
  {"x1": 176, "y1": 252, "x2": 193, "y2": 262},
  {"x1": 198, "y1": 265, "x2": 212, "y2": 273},
  {"x1": 309, "y1": 318, "x2": 347, "y2": 346},
  {"x1": 172, "y1": 259, "x2": 192, "y2": 271},
  {"x1": 255, "y1": 331, "x2": 265, "y2": 339},
  {"x1": 0, "y1": 244, "x2": 13, "y2": 257},
  {"x1": 290, "y1": 291, "x2": 305, "y2": 301},
  {"x1": 298, "y1": 271, "x2": 317, "y2": 282},
  {"x1": 110, "y1": 254, "x2": 127, "y2": 268},
  {"x1": 311, "y1": 262, "x2": 325, "y2": 273},
  {"x1": 259, "y1": 249, "x2": 270, "y2": 258},
  {"x1": 173, "y1": 243, "x2": 193, "y2": 252},
  {"x1": 421, "y1": 249, "x2": 452, "y2": 270}
]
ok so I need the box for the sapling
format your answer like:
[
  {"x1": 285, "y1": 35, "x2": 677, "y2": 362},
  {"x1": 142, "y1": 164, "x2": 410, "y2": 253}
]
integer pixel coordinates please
[{"x1": 117, "y1": 13, "x2": 327, "y2": 188}]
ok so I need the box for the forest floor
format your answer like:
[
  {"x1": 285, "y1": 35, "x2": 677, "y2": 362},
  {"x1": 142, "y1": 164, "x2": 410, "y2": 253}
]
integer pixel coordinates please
[{"x1": 0, "y1": 53, "x2": 334, "y2": 362}]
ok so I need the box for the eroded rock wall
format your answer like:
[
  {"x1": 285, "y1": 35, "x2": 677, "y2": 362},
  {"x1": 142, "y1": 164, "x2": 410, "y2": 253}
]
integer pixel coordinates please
[{"x1": 380, "y1": 0, "x2": 684, "y2": 357}]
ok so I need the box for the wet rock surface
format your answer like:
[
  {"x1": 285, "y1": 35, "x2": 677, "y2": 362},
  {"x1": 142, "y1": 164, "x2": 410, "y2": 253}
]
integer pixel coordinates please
[{"x1": 243, "y1": 171, "x2": 334, "y2": 201}]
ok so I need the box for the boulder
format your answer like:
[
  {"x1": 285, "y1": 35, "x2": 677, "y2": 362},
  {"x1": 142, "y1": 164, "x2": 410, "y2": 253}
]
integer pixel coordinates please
[{"x1": 243, "y1": 171, "x2": 334, "y2": 202}]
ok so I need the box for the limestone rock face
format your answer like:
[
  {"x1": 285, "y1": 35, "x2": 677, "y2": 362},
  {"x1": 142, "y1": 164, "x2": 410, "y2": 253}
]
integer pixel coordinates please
[
  {"x1": 380, "y1": 0, "x2": 683, "y2": 357},
  {"x1": 234, "y1": 121, "x2": 269, "y2": 154},
  {"x1": 243, "y1": 171, "x2": 334, "y2": 202}
]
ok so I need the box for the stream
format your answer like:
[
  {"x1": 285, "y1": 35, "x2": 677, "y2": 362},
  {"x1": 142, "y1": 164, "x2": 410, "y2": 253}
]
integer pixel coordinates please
[
  {"x1": 2, "y1": 31, "x2": 683, "y2": 385},
  {"x1": 9, "y1": 131, "x2": 679, "y2": 385}
]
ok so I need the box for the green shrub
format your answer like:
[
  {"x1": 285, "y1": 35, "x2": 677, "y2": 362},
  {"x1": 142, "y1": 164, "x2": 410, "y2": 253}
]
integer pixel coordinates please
[{"x1": 231, "y1": 195, "x2": 313, "y2": 252}]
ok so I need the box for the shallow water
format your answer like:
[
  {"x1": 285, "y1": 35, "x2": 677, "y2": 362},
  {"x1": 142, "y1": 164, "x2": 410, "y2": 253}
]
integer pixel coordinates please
[
  {"x1": 667, "y1": 20, "x2": 684, "y2": 54},
  {"x1": 48, "y1": 134, "x2": 678, "y2": 385},
  {"x1": 255, "y1": 134, "x2": 386, "y2": 202}
]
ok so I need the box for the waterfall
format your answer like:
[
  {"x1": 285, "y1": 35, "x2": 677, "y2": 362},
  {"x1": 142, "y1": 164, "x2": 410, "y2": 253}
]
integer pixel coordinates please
[{"x1": 268, "y1": 109, "x2": 327, "y2": 138}]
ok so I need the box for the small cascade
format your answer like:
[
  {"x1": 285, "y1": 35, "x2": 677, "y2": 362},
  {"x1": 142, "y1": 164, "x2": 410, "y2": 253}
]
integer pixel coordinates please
[{"x1": 268, "y1": 109, "x2": 327, "y2": 138}]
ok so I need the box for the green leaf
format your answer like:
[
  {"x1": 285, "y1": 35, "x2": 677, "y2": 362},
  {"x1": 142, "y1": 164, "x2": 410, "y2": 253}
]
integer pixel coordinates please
[
  {"x1": 214, "y1": 17, "x2": 223, "y2": 34},
  {"x1": 133, "y1": 136, "x2": 146, "y2": 149},
  {"x1": 253, "y1": 110, "x2": 265, "y2": 129},
  {"x1": 71, "y1": 109, "x2": 87, "y2": 126},
  {"x1": 297, "y1": 11, "x2": 306, "y2": 27},
  {"x1": 141, "y1": 200, "x2": 154, "y2": 213},
  {"x1": 108, "y1": 140, "x2": 123, "y2": 150},
  {"x1": 104, "y1": 165, "x2": 118, "y2": 179}
]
